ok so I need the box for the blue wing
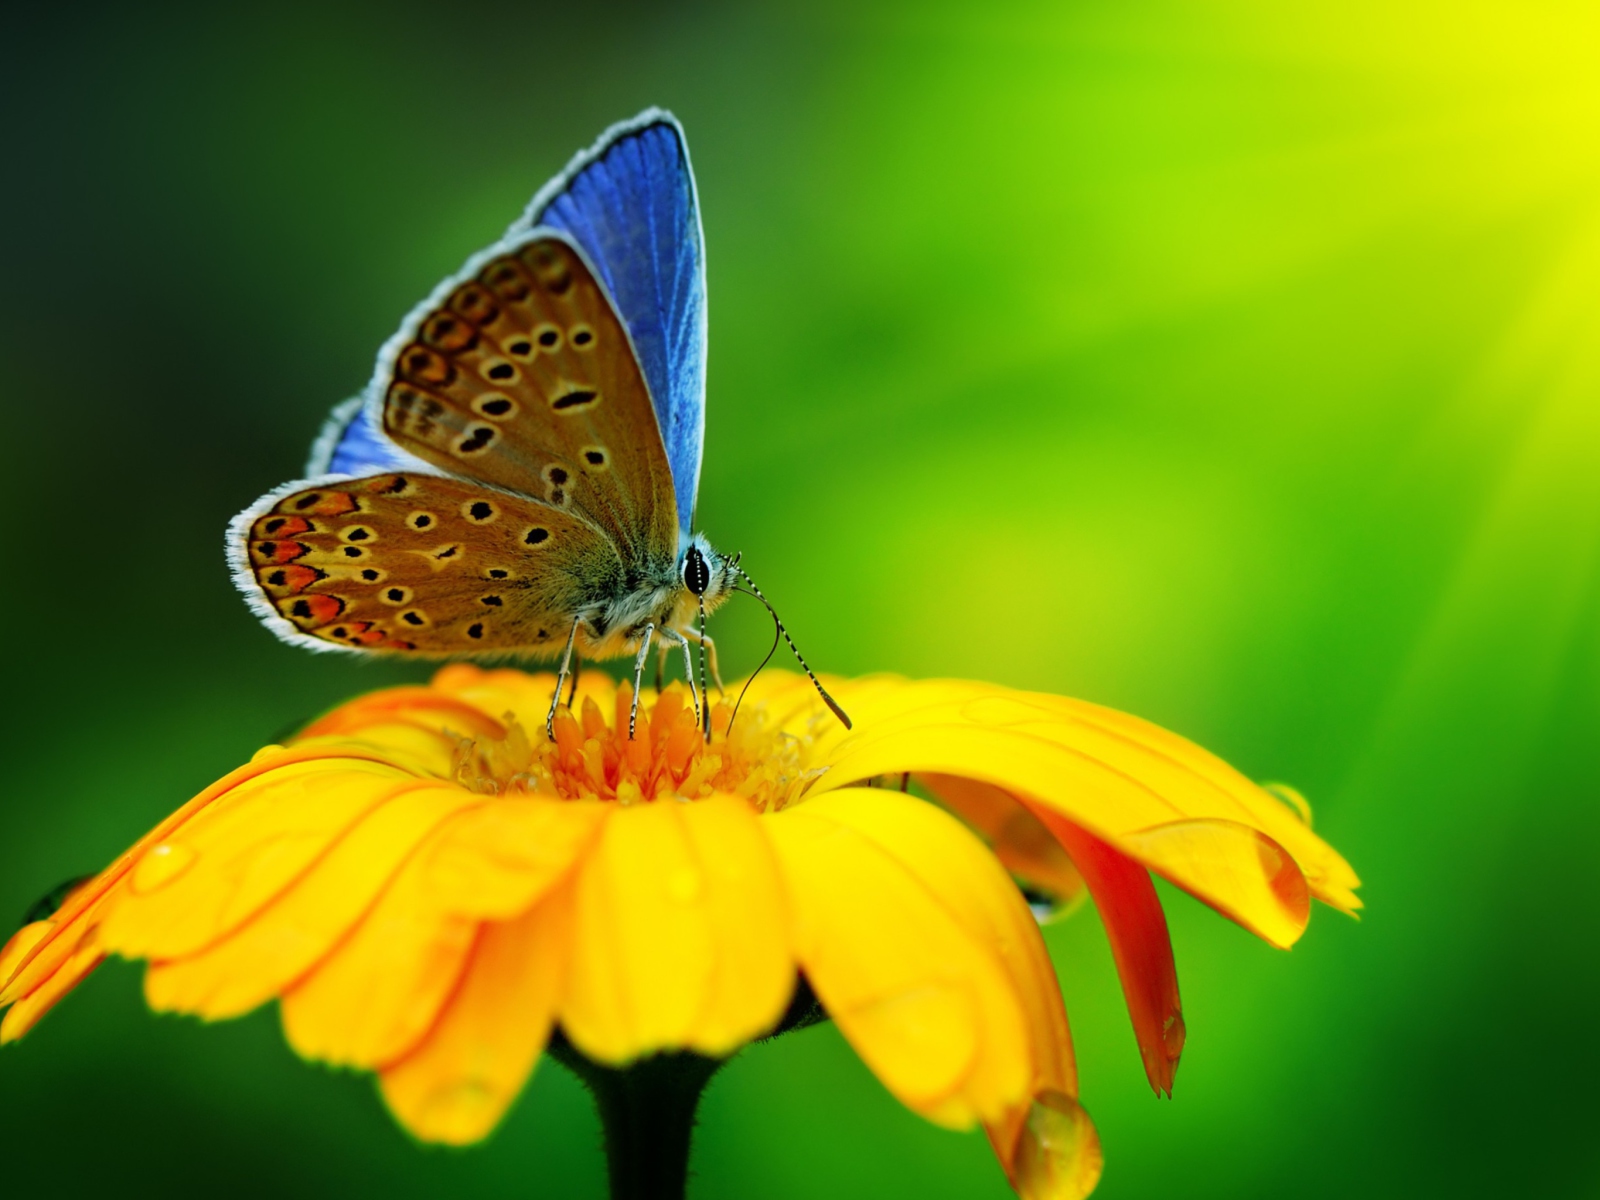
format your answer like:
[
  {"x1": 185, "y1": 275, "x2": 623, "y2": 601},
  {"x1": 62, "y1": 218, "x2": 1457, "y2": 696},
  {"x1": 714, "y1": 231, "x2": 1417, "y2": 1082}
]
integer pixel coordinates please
[
  {"x1": 514, "y1": 109, "x2": 707, "y2": 539},
  {"x1": 306, "y1": 397, "x2": 426, "y2": 476}
]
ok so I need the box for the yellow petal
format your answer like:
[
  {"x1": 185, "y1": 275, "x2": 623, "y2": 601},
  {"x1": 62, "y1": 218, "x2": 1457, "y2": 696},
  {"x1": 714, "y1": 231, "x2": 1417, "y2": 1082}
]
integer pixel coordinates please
[
  {"x1": 0, "y1": 927, "x2": 102, "y2": 1043},
  {"x1": 921, "y1": 773, "x2": 1086, "y2": 907},
  {"x1": 0, "y1": 745, "x2": 386, "y2": 1010},
  {"x1": 807, "y1": 679, "x2": 1358, "y2": 946},
  {"x1": 277, "y1": 806, "x2": 506, "y2": 1068},
  {"x1": 420, "y1": 798, "x2": 604, "y2": 919},
  {"x1": 561, "y1": 794, "x2": 791, "y2": 1062},
  {"x1": 764, "y1": 788, "x2": 1032, "y2": 1126},
  {"x1": 141, "y1": 784, "x2": 486, "y2": 1020},
  {"x1": 101, "y1": 760, "x2": 425, "y2": 960},
  {"x1": 378, "y1": 887, "x2": 569, "y2": 1144}
]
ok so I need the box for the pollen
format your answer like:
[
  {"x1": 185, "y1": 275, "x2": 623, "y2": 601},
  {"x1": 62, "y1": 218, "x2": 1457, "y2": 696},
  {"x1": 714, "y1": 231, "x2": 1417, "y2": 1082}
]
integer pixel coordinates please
[{"x1": 449, "y1": 683, "x2": 815, "y2": 811}]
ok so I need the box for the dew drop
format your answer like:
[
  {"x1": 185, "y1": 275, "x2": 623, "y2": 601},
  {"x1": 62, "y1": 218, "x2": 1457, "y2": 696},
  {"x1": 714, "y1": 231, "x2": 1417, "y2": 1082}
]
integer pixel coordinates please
[
  {"x1": 131, "y1": 841, "x2": 197, "y2": 894},
  {"x1": 1014, "y1": 1090, "x2": 1103, "y2": 1200}
]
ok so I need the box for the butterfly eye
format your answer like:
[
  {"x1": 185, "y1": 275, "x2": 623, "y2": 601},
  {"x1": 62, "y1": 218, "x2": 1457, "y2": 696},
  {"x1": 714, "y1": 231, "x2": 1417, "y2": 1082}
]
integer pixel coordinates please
[{"x1": 683, "y1": 547, "x2": 711, "y2": 596}]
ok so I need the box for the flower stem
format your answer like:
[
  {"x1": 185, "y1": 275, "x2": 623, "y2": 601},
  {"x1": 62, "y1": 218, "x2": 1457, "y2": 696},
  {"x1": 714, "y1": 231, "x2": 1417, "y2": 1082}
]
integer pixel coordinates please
[
  {"x1": 548, "y1": 1033, "x2": 721, "y2": 1200},
  {"x1": 546, "y1": 980, "x2": 829, "y2": 1200}
]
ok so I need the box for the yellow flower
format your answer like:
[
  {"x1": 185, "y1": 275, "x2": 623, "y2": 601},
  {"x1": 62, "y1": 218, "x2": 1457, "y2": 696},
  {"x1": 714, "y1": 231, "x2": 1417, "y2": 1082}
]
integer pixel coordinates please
[{"x1": 0, "y1": 666, "x2": 1358, "y2": 1200}]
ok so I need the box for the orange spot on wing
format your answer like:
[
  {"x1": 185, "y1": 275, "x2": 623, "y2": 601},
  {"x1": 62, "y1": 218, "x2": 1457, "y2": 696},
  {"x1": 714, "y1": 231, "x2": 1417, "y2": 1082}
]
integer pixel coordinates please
[
  {"x1": 295, "y1": 492, "x2": 358, "y2": 518},
  {"x1": 266, "y1": 565, "x2": 325, "y2": 594},
  {"x1": 255, "y1": 541, "x2": 311, "y2": 565},
  {"x1": 284, "y1": 594, "x2": 345, "y2": 625},
  {"x1": 253, "y1": 515, "x2": 312, "y2": 538}
]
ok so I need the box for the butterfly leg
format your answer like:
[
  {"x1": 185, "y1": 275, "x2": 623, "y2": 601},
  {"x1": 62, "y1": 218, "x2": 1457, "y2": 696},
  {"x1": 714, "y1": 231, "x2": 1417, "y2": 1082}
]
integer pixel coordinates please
[
  {"x1": 567, "y1": 647, "x2": 582, "y2": 708},
  {"x1": 680, "y1": 626, "x2": 725, "y2": 694},
  {"x1": 628, "y1": 624, "x2": 655, "y2": 739},
  {"x1": 654, "y1": 640, "x2": 672, "y2": 694},
  {"x1": 547, "y1": 617, "x2": 582, "y2": 739},
  {"x1": 660, "y1": 627, "x2": 703, "y2": 735}
]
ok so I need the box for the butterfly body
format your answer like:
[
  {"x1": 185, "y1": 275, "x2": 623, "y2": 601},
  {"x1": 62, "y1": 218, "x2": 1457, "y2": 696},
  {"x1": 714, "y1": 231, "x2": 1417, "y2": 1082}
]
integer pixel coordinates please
[{"x1": 230, "y1": 113, "x2": 735, "y2": 669}]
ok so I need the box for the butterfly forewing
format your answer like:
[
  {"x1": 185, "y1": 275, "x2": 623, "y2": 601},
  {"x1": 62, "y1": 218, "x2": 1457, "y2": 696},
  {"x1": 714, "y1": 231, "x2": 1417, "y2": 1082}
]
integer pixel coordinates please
[
  {"x1": 244, "y1": 472, "x2": 620, "y2": 655},
  {"x1": 381, "y1": 235, "x2": 678, "y2": 565}
]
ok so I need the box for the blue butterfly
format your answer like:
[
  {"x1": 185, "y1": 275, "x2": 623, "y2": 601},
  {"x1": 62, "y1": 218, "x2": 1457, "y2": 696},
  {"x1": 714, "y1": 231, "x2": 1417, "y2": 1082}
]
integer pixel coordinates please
[{"x1": 229, "y1": 110, "x2": 845, "y2": 733}]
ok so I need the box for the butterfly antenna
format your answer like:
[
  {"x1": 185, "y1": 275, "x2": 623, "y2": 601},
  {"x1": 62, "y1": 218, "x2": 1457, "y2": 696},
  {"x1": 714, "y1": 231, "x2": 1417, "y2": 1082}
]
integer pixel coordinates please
[
  {"x1": 728, "y1": 601, "x2": 782, "y2": 736},
  {"x1": 697, "y1": 595, "x2": 710, "y2": 739},
  {"x1": 729, "y1": 564, "x2": 852, "y2": 731}
]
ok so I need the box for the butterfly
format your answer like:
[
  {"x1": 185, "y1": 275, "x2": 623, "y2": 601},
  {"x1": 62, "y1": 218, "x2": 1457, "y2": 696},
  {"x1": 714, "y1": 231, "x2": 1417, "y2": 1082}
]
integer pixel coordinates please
[{"x1": 228, "y1": 110, "x2": 846, "y2": 737}]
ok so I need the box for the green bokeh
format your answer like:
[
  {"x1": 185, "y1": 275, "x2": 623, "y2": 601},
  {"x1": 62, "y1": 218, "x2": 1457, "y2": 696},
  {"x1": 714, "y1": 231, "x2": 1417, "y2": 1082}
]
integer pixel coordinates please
[{"x1": 3, "y1": 2, "x2": 1597, "y2": 1195}]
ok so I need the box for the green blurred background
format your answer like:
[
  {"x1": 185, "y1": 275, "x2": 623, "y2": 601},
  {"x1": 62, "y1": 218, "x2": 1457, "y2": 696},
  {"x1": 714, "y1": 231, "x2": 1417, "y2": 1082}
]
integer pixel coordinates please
[{"x1": 3, "y1": 1, "x2": 1597, "y2": 1195}]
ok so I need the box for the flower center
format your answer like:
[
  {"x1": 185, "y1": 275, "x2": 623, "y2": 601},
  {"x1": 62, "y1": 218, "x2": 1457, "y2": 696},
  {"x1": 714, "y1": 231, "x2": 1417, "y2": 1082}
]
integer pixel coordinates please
[{"x1": 449, "y1": 682, "x2": 818, "y2": 811}]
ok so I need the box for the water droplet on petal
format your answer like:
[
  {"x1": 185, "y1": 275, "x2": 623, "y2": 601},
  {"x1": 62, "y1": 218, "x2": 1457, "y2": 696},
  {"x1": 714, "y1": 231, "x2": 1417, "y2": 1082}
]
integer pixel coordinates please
[
  {"x1": 1015, "y1": 1089, "x2": 1103, "y2": 1200},
  {"x1": 131, "y1": 841, "x2": 197, "y2": 894}
]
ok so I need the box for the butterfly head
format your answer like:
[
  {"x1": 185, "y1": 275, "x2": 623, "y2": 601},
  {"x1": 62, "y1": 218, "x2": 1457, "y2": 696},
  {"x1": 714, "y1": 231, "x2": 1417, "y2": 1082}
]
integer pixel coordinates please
[{"x1": 680, "y1": 536, "x2": 734, "y2": 612}]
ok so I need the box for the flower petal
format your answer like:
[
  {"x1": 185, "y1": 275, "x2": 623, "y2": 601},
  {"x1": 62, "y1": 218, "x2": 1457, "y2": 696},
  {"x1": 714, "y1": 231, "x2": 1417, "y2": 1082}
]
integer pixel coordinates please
[
  {"x1": 274, "y1": 804, "x2": 523, "y2": 1068},
  {"x1": 809, "y1": 679, "x2": 1357, "y2": 946},
  {"x1": 378, "y1": 888, "x2": 570, "y2": 1144},
  {"x1": 420, "y1": 798, "x2": 605, "y2": 919},
  {"x1": 140, "y1": 783, "x2": 487, "y2": 1020},
  {"x1": 1039, "y1": 812, "x2": 1184, "y2": 1096},
  {"x1": 763, "y1": 788, "x2": 1033, "y2": 1127},
  {"x1": 920, "y1": 773, "x2": 1086, "y2": 907},
  {"x1": 0, "y1": 745, "x2": 400, "y2": 1014},
  {"x1": 100, "y1": 760, "x2": 429, "y2": 961},
  {"x1": 561, "y1": 794, "x2": 791, "y2": 1062}
]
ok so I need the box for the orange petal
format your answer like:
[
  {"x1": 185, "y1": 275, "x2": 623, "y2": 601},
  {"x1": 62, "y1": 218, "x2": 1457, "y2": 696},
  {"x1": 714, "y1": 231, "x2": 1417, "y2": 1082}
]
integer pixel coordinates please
[
  {"x1": 378, "y1": 887, "x2": 570, "y2": 1144},
  {"x1": 763, "y1": 788, "x2": 1032, "y2": 1127},
  {"x1": 1040, "y1": 811, "x2": 1184, "y2": 1096},
  {"x1": 560, "y1": 794, "x2": 791, "y2": 1062}
]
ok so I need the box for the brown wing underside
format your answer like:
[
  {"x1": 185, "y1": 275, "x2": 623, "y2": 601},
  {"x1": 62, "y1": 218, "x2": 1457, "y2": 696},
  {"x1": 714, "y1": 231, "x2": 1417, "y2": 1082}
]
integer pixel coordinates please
[
  {"x1": 381, "y1": 235, "x2": 678, "y2": 565},
  {"x1": 244, "y1": 472, "x2": 622, "y2": 655}
]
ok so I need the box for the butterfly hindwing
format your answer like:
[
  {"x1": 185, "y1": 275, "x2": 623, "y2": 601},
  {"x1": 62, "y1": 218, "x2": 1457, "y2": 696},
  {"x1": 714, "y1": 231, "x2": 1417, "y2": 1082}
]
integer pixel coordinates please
[
  {"x1": 521, "y1": 111, "x2": 707, "y2": 537},
  {"x1": 375, "y1": 233, "x2": 678, "y2": 566},
  {"x1": 234, "y1": 472, "x2": 621, "y2": 656}
]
